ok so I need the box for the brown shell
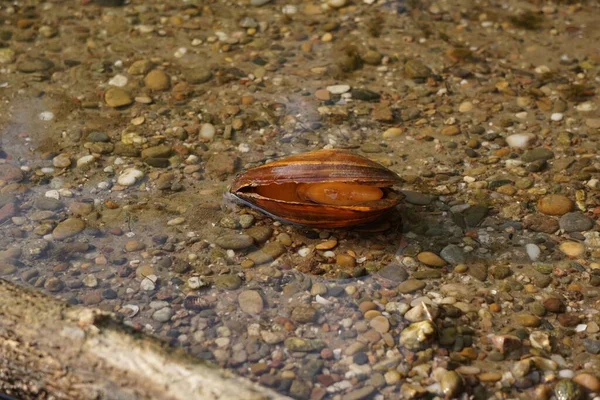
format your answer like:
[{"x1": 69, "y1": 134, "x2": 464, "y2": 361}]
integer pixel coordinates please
[{"x1": 229, "y1": 149, "x2": 403, "y2": 228}]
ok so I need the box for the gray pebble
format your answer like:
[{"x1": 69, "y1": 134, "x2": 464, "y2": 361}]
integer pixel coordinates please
[{"x1": 559, "y1": 212, "x2": 594, "y2": 232}]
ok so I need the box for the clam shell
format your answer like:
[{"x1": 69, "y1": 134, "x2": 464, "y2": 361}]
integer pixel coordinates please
[{"x1": 229, "y1": 149, "x2": 403, "y2": 228}]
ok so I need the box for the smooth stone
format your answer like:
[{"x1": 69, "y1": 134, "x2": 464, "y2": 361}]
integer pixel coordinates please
[
  {"x1": 521, "y1": 148, "x2": 554, "y2": 162},
  {"x1": 284, "y1": 338, "x2": 325, "y2": 352},
  {"x1": 152, "y1": 307, "x2": 173, "y2": 322},
  {"x1": 526, "y1": 244, "x2": 541, "y2": 261},
  {"x1": 404, "y1": 59, "x2": 431, "y2": 79},
  {"x1": 506, "y1": 133, "x2": 535, "y2": 149},
  {"x1": 247, "y1": 242, "x2": 286, "y2": 265},
  {"x1": 399, "y1": 321, "x2": 435, "y2": 350},
  {"x1": 514, "y1": 314, "x2": 541, "y2": 328},
  {"x1": 184, "y1": 68, "x2": 213, "y2": 84},
  {"x1": 238, "y1": 290, "x2": 263, "y2": 314},
  {"x1": 397, "y1": 279, "x2": 425, "y2": 294},
  {"x1": 537, "y1": 195, "x2": 574, "y2": 216},
  {"x1": 572, "y1": 373, "x2": 600, "y2": 392},
  {"x1": 441, "y1": 370, "x2": 463, "y2": 398},
  {"x1": 34, "y1": 197, "x2": 63, "y2": 211},
  {"x1": 117, "y1": 168, "x2": 144, "y2": 186},
  {"x1": 104, "y1": 88, "x2": 133, "y2": 108},
  {"x1": 214, "y1": 274, "x2": 242, "y2": 290},
  {"x1": 417, "y1": 252, "x2": 446, "y2": 267},
  {"x1": 377, "y1": 264, "x2": 408, "y2": 282},
  {"x1": 400, "y1": 190, "x2": 433, "y2": 205},
  {"x1": 141, "y1": 145, "x2": 172, "y2": 159},
  {"x1": 326, "y1": 84, "x2": 351, "y2": 94},
  {"x1": 246, "y1": 226, "x2": 273, "y2": 243},
  {"x1": 341, "y1": 386, "x2": 375, "y2": 400},
  {"x1": 370, "y1": 316, "x2": 390, "y2": 333},
  {"x1": 53, "y1": 218, "x2": 85, "y2": 240},
  {"x1": 52, "y1": 154, "x2": 71, "y2": 168},
  {"x1": 0, "y1": 164, "x2": 24, "y2": 183},
  {"x1": 554, "y1": 379, "x2": 583, "y2": 400},
  {"x1": 440, "y1": 244, "x2": 466, "y2": 264},
  {"x1": 559, "y1": 242, "x2": 585, "y2": 257},
  {"x1": 468, "y1": 264, "x2": 488, "y2": 281},
  {"x1": 144, "y1": 69, "x2": 170, "y2": 90},
  {"x1": 215, "y1": 234, "x2": 254, "y2": 250},
  {"x1": 291, "y1": 305, "x2": 317, "y2": 323},
  {"x1": 559, "y1": 212, "x2": 594, "y2": 232},
  {"x1": 127, "y1": 60, "x2": 153, "y2": 75},
  {"x1": 524, "y1": 214, "x2": 559, "y2": 233},
  {"x1": 200, "y1": 123, "x2": 216, "y2": 141}
]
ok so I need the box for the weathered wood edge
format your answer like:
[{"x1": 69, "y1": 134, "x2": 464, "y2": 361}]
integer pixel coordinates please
[{"x1": 0, "y1": 278, "x2": 290, "y2": 400}]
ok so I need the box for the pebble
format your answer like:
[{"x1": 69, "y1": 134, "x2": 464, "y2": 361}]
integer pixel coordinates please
[
  {"x1": 554, "y1": 379, "x2": 583, "y2": 400},
  {"x1": 559, "y1": 242, "x2": 585, "y2": 257},
  {"x1": 369, "y1": 316, "x2": 390, "y2": 333},
  {"x1": 144, "y1": 69, "x2": 170, "y2": 90},
  {"x1": 399, "y1": 321, "x2": 435, "y2": 350},
  {"x1": 215, "y1": 233, "x2": 254, "y2": 249},
  {"x1": 559, "y1": 212, "x2": 594, "y2": 232},
  {"x1": 52, "y1": 154, "x2": 71, "y2": 168},
  {"x1": 537, "y1": 195, "x2": 574, "y2": 216},
  {"x1": 526, "y1": 243, "x2": 541, "y2": 261},
  {"x1": 521, "y1": 148, "x2": 554, "y2": 162},
  {"x1": 398, "y1": 279, "x2": 425, "y2": 294},
  {"x1": 377, "y1": 264, "x2": 408, "y2": 282},
  {"x1": 440, "y1": 244, "x2": 465, "y2": 264},
  {"x1": 53, "y1": 218, "x2": 85, "y2": 240},
  {"x1": 117, "y1": 168, "x2": 144, "y2": 186},
  {"x1": 383, "y1": 128, "x2": 403, "y2": 139},
  {"x1": 341, "y1": 386, "x2": 374, "y2": 400},
  {"x1": 152, "y1": 307, "x2": 173, "y2": 322},
  {"x1": 76, "y1": 155, "x2": 96, "y2": 168},
  {"x1": 440, "y1": 370, "x2": 463, "y2": 398},
  {"x1": 572, "y1": 373, "x2": 600, "y2": 392},
  {"x1": 506, "y1": 133, "x2": 535, "y2": 149},
  {"x1": 200, "y1": 123, "x2": 216, "y2": 141},
  {"x1": 104, "y1": 87, "x2": 133, "y2": 108},
  {"x1": 238, "y1": 290, "x2": 264, "y2": 314},
  {"x1": 514, "y1": 314, "x2": 541, "y2": 328},
  {"x1": 326, "y1": 84, "x2": 351, "y2": 94},
  {"x1": 417, "y1": 252, "x2": 446, "y2": 267}
]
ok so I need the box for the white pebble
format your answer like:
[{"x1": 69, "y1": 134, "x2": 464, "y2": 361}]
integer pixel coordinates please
[
  {"x1": 41, "y1": 167, "x2": 54, "y2": 174},
  {"x1": 118, "y1": 168, "x2": 144, "y2": 186},
  {"x1": 576, "y1": 102, "x2": 595, "y2": 112},
  {"x1": 327, "y1": 84, "x2": 351, "y2": 94},
  {"x1": 58, "y1": 188, "x2": 73, "y2": 197},
  {"x1": 200, "y1": 123, "x2": 216, "y2": 140},
  {"x1": 167, "y1": 217, "x2": 186, "y2": 226},
  {"x1": 282, "y1": 5, "x2": 297, "y2": 14},
  {"x1": 298, "y1": 247, "x2": 311, "y2": 257},
  {"x1": 39, "y1": 111, "x2": 54, "y2": 121},
  {"x1": 108, "y1": 74, "x2": 128, "y2": 87},
  {"x1": 515, "y1": 111, "x2": 528, "y2": 119},
  {"x1": 238, "y1": 143, "x2": 250, "y2": 153},
  {"x1": 174, "y1": 47, "x2": 188, "y2": 58},
  {"x1": 121, "y1": 304, "x2": 139, "y2": 317},
  {"x1": 323, "y1": 251, "x2": 335, "y2": 258},
  {"x1": 506, "y1": 133, "x2": 535, "y2": 149},
  {"x1": 97, "y1": 181, "x2": 111, "y2": 190},
  {"x1": 575, "y1": 324, "x2": 588, "y2": 332},
  {"x1": 558, "y1": 369, "x2": 575, "y2": 379},
  {"x1": 525, "y1": 243, "x2": 541, "y2": 261},
  {"x1": 140, "y1": 275, "x2": 157, "y2": 291},
  {"x1": 77, "y1": 155, "x2": 96, "y2": 168},
  {"x1": 45, "y1": 190, "x2": 60, "y2": 199},
  {"x1": 551, "y1": 113, "x2": 563, "y2": 122}
]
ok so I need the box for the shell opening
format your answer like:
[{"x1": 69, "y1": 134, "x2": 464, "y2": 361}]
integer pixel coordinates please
[{"x1": 254, "y1": 182, "x2": 384, "y2": 206}]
